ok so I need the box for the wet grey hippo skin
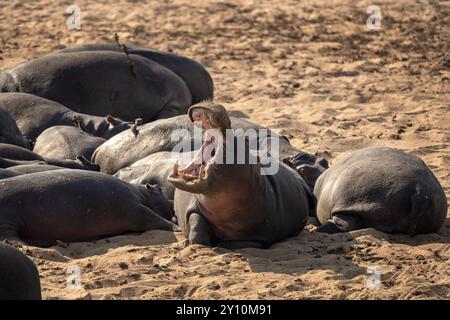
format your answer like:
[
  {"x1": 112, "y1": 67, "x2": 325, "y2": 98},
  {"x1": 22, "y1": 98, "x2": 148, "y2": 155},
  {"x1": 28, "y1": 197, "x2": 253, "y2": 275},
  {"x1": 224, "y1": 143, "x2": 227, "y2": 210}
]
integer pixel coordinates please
[
  {"x1": 0, "y1": 143, "x2": 100, "y2": 171},
  {"x1": 314, "y1": 147, "x2": 448, "y2": 235},
  {"x1": 33, "y1": 126, "x2": 106, "y2": 161},
  {"x1": 115, "y1": 151, "x2": 194, "y2": 200},
  {"x1": 0, "y1": 51, "x2": 192, "y2": 122},
  {"x1": 167, "y1": 103, "x2": 314, "y2": 248},
  {"x1": 0, "y1": 93, "x2": 131, "y2": 141},
  {"x1": 0, "y1": 169, "x2": 176, "y2": 246},
  {"x1": 93, "y1": 115, "x2": 327, "y2": 190},
  {"x1": 0, "y1": 164, "x2": 63, "y2": 179},
  {"x1": 52, "y1": 43, "x2": 214, "y2": 104},
  {"x1": 0, "y1": 242, "x2": 41, "y2": 300},
  {"x1": 0, "y1": 106, "x2": 28, "y2": 148}
]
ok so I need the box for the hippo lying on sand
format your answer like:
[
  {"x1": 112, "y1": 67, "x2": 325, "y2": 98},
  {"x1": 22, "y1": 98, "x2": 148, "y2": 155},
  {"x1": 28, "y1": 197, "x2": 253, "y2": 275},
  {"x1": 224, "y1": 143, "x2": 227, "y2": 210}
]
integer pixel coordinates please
[
  {"x1": 0, "y1": 243, "x2": 41, "y2": 300},
  {"x1": 0, "y1": 93, "x2": 131, "y2": 141},
  {"x1": 0, "y1": 143, "x2": 99, "y2": 171},
  {"x1": 314, "y1": 147, "x2": 448, "y2": 235},
  {"x1": 0, "y1": 170, "x2": 176, "y2": 245},
  {"x1": 94, "y1": 114, "x2": 327, "y2": 190},
  {"x1": 52, "y1": 43, "x2": 214, "y2": 104},
  {"x1": 33, "y1": 126, "x2": 106, "y2": 161},
  {"x1": 0, "y1": 164, "x2": 65, "y2": 179},
  {"x1": 115, "y1": 151, "x2": 193, "y2": 200},
  {"x1": 0, "y1": 106, "x2": 28, "y2": 148},
  {"x1": 0, "y1": 51, "x2": 192, "y2": 122},
  {"x1": 168, "y1": 102, "x2": 315, "y2": 248}
]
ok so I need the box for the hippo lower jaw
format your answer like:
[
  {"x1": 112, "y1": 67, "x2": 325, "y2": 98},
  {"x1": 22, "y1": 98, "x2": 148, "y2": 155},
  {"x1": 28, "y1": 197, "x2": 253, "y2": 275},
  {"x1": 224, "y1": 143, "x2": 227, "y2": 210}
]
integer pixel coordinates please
[{"x1": 167, "y1": 155, "x2": 215, "y2": 194}]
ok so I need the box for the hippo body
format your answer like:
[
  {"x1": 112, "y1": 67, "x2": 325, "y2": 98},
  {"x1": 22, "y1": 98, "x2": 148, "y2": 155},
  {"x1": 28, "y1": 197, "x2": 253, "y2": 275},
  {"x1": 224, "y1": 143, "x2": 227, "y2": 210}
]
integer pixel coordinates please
[
  {"x1": 114, "y1": 151, "x2": 194, "y2": 200},
  {"x1": 0, "y1": 169, "x2": 175, "y2": 245},
  {"x1": 33, "y1": 126, "x2": 106, "y2": 161},
  {"x1": 167, "y1": 102, "x2": 315, "y2": 248},
  {"x1": 0, "y1": 243, "x2": 41, "y2": 300},
  {"x1": 0, "y1": 93, "x2": 131, "y2": 141},
  {"x1": 0, "y1": 164, "x2": 65, "y2": 179},
  {"x1": 169, "y1": 136, "x2": 314, "y2": 248},
  {"x1": 0, "y1": 51, "x2": 192, "y2": 122},
  {"x1": 314, "y1": 147, "x2": 448, "y2": 235},
  {"x1": 0, "y1": 143, "x2": 99, "y2": 171},
  {"x1": 53, "y1": 43, "x2": 214, "y2": 104},
  {"x1": 93, "y1": 115, "x2": 327, "y2": 189},
  {"x1": 0, "y1": 106, "x2": 28, "y2": 148}
]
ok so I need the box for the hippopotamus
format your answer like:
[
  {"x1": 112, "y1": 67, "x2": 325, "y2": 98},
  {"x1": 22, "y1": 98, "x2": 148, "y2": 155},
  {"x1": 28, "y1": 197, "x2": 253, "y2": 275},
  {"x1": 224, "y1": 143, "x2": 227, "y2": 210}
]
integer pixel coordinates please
[
  {"x1": 0, "y1": 169, "x2": 176, "y2": 245},
  {"x1": 0, "y1": 106, "x2": 28, "y2": 148},
  {"x1": 0, "y1": 51, "x2": 192, "y2": 122},
  {"x1": 0, "y1": 93, "x2": 132, "y2": 142},
  {"x1": 0, "y1": 243, "x2": 41, "y2": 300},
  {"x1": 167, "y1": 102, "x2": 314, "y2": 248},
  {"x1": 52, "y1": 43, "x2": 214, "y2": 104},
  {"x1": 115, "y1": 151, "x2": 194, "y2": 200},
  {"x1": 33, "y1": 126, "x2": 106, "y2": 161},
  {"x1": 0, "y1": 143, "x2": 99, "y2": 171},
  {"x1": 314, "y1": 147, "x2": 448, "y2": 235},
  {"x1": 0, "y1": 164, "x2": 65, "y2": 179},
  {"x1": 93, "y1": 113, "x2": 327, "y2": 190}
]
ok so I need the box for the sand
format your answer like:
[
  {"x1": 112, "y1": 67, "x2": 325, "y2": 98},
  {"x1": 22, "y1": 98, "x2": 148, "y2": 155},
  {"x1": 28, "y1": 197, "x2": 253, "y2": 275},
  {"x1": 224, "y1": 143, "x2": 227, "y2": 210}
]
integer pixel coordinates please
[{"x1": 0, "y1": 0, "x2": 449, "y2": 299}]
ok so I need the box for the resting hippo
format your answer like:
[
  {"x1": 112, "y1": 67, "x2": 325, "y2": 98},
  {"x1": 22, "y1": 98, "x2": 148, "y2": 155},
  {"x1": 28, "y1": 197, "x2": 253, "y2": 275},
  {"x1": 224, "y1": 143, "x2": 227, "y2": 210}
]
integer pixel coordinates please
[
  {"x1": 52, "y1": 43, "x2": 214, "y2": 104},
  {"x1": 0, "y1": 169, "x2": 176, "y2": 245},
  {"x1": 93, "y1": 114, "x2": 327, "y2": 190},
  {"x1": 0, "y1": 51, "x2": 192, "y2": 122},
  {"x1": 0, "y1": 143, "x2": 99, "y2": 171},
  {"x1": 0, "y1": 93, "x2": 131, "y2": 141},
  {"x1": 33, "y1": 126, "x2": 106, "y2": 161},
  {"x1": 167, "y1": 102, "x2": 314, "y2": 248},
  {"x1": 0, "y1": 106, "x2": 28, "y2": 148},
  {"x1": 115, "y1": 151, "x2": 194, "y2": 200},
  {"x1": 0, "y1": 164, "x2": 65, "y2": 179},
  {"x1": 0, "y1": 243, "x2": 41, "y2": 300},
  {"x1": 0, "y1": 168, "x2": 22, "y2": 179},
  {"x1": 314, "y1": 147, "x2": 448, "y2": 235}
]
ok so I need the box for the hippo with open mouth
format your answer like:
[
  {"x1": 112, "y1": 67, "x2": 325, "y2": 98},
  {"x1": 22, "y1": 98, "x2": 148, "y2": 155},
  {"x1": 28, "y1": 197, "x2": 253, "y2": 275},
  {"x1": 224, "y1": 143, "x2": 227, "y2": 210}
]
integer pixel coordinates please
[{"x1": 168, "y1": 102, "x2": 315, "y2": 248}]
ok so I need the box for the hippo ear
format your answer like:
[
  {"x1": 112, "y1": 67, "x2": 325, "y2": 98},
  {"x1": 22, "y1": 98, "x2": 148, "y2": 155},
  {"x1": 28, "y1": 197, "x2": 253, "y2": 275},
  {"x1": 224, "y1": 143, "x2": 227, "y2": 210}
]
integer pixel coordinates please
[
  {"x1": 145, "y1": 183, "x2": 161, "y2": 192},
  {"x1": 316, "y1": 157, "x2": 329, "y2": 169},
  {"x1": 282, "y1": 157, "x2": 293, "y2": 166},
  {"x1": 106, "y1": 115, "x2": 118, "y2": 126},
  {"x1": 281, "y1": 135, "x2": 291, "y2": 144}
]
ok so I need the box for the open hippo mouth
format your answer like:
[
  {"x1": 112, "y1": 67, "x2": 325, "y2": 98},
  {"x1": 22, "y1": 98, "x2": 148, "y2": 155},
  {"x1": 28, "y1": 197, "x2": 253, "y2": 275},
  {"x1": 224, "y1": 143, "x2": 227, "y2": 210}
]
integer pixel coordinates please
[{"x1": 167, "y1": 140, "x2": 219, "y2": 193}]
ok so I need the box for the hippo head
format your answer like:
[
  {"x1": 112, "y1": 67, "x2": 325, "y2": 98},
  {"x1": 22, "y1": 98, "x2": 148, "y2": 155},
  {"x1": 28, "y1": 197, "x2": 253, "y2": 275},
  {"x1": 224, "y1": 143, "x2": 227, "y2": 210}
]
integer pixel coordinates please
[
  {"x1": 283, "y1": 152, "x2": 328, "y2": 191},
  {"x1": 168, "y1": 101, "x2": 232, "y2": 194},
  {"x1": 102, "y1": 115, "x2": 133, "y2": 139},
  {"x1": 139, "y1": 183, "x2": 174, "y2": 220}
]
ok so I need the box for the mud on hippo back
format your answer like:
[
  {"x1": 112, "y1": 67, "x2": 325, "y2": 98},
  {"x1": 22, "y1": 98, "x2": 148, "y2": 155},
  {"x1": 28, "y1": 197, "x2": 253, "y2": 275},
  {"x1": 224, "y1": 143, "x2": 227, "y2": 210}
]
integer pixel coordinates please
[
  {"x1": 314, "y1": 147, "x2": 447, "y2": 235},
  {"x1": 0, "y1": 51, "x2": 192, "y2": 122}
]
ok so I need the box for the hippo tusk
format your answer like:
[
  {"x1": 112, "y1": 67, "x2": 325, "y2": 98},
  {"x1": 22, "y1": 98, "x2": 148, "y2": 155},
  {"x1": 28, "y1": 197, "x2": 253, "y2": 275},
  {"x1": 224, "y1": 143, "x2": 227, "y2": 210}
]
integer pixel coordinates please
[{"x1": 173, "y1": 162, "x2": 179, "y2": 176}]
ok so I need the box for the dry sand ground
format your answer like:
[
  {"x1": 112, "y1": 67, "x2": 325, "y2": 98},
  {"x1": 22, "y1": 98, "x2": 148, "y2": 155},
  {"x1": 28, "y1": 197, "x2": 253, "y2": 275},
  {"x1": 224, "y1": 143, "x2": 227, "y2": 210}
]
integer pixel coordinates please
[{"x1": 0, "y1": 0, "x2": 449, "y2": 299}]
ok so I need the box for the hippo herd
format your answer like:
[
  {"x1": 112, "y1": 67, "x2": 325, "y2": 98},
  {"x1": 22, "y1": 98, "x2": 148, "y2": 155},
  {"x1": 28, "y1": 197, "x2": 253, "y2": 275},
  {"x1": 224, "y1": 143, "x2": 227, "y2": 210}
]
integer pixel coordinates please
[{"x1": 0, "y1": 43, "x2": 447, "y2": 299}]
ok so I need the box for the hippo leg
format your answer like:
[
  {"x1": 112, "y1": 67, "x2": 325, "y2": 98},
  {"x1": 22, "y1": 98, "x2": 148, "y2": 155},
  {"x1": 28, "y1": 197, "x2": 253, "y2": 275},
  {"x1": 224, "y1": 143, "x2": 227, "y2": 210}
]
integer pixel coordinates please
[
  {"x1": 217, "y1": 241, "x2": 264, "y2": 249},
  {"x1": 315, "y1": 213, "x2": 362, "y2": 233},
  {"x1": 188, "y1": 213, "x2": 212, "y2": 246}
]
